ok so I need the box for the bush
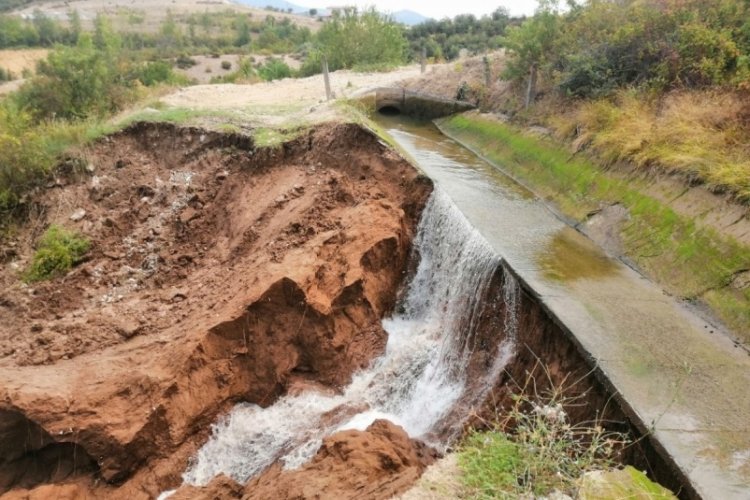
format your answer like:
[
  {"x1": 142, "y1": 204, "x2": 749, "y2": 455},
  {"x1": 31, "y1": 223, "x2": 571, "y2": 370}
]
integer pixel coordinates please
[
  {"x1": 175, "y1": 54, "x2": 197, "y2": 69},
  {"x1": 257, "y1": 57, "x2": 291, "y2": 81},
  {"x1": 25, "y1": 225, "x2": 90, "y2": 281},
  {"x1": 458, "y1": 364, "x2": 631, "y2": 498},
  {"x1": 0, "y1": 67, "x2": 13, "y2": 81},
  {"x1": 305, "y1": 7, "x2": 407, "y2": 75},
  {"x1": 135, "y1": 60, "x2": 175, "y2": 86},
  {"x1": 15, "y1": 35, "x2": 128, "y2": 120},
  {"x1": 221, "y1": 60, "x2": 232, "y2": 70}
]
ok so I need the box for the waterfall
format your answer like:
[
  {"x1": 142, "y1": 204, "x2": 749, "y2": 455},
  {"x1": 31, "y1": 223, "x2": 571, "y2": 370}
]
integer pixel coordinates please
[{"x1": 182, "y1": 189, "x2": 520, "y2": 486}]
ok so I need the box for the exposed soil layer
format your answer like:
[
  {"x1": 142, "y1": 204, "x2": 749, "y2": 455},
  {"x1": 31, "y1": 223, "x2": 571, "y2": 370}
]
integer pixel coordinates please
[
  {"x1": 0, "y1": 122, "x2": 432, "y2": 498},
  {"x1": 170, "y1": 420, "x2": 439, "y2": 500}
]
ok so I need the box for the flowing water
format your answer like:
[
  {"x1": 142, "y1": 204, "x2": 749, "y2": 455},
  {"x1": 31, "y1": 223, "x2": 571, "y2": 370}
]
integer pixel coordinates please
[{"x1": 182, "y1": 188, "x2": 520, "y2": 486}]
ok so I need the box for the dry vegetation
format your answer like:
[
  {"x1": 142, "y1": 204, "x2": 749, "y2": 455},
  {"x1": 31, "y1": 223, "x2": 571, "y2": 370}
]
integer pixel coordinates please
[{"x1": 548, "y1": 90, "x2": 750, "y2": 201}]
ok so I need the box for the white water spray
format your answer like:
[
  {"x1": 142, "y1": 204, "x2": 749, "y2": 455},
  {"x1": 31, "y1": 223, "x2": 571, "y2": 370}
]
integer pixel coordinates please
[{"x1": 182, "y1": 190, "x2": 521, "y2": 486}]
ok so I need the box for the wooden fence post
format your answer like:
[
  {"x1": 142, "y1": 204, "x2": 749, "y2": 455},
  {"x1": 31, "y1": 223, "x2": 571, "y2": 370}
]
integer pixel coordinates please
[{"x1": 322, "y1": 56, "x2": 332, "y2": 101}]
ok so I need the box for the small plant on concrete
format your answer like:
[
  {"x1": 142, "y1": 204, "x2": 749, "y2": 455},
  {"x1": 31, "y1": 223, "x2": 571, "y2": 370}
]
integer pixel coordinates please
[
  {"x1": 459, "y1": 363, "x2": 632, "y2": 498},
  {"x1": 25, "y1": 225, "x2": 90, "y2": 282}
]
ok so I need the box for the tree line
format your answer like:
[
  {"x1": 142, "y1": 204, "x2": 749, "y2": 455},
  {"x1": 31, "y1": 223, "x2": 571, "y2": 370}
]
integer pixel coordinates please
[{"x1": 503, "y1": 0, "x2": 750, "y2": 100}]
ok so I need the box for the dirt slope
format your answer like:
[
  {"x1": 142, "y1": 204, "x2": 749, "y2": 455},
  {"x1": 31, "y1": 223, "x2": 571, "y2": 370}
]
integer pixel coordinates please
[{"x1": 0, "y1": 121, "x2": 432, "y2": 498}]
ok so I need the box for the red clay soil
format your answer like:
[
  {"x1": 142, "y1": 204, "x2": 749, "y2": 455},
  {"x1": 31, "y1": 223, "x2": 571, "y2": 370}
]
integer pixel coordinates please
[
  {"x1": 0, "y1": 121, "x2": 432, "y2": 498},
  {"x1": 170, "y1": 420, "x2": 438, "y2": 500}
]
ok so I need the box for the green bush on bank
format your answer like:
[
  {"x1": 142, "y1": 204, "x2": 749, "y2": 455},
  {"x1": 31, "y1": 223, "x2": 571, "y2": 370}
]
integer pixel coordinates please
[
  {"x1": 503, "y1": 0, "x2": 750, "y2": 98},
  {"x1": 299, "y1": 7, "x2": 407, "y2": 76},
  {"x1": 24, "y1": 224, "x2": 90, "y2": 281},
  {"x1": 0, "y1": 22, "x2": 180, "y2": 212}
]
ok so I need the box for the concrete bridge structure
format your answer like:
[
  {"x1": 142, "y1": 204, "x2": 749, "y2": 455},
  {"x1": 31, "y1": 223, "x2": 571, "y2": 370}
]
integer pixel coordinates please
[{"x1": 357, "y1": 87, "x2": 475, "y2": 119}]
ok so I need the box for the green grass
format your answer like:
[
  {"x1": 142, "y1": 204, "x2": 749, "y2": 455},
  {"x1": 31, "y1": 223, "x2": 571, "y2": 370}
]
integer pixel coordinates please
[
  {"x1": 25, "y1": 225, "x2": 90, "y2": 282},
  {"x1": 0, "y1": 110, "x2": 115, "y2": 212},
  {"x1": 252, "y1": 126, "x2": 304, "y2": 148},
  {"x1": 457, "y1": 381, "x2": 633, "y2": 498},
  {"x1": 439, "y1": 113, "x2": 750, "y2": 341},
  {"x1": 459, "y1": 432, "x2": 522, "y2": 498},
  {"x1": 116, "y1": 106, "x2": 239, "y2": 128}
]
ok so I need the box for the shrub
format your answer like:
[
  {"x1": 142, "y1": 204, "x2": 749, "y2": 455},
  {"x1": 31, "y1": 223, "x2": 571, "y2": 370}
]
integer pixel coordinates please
[
  {"x1": 458, "y1": 364, "x2": 631, "y2": 498},
  {"x1": 25, "y1": 225, "x2": 90, "y2": 281},
  {"x1": 221, "y1": 60, "x2": 232, "y2": 70},
  {"x1": 257, "y1": 57, "x2": 292, "y2": 81},
  {"x1": 175, "y1": 54, "x2": 197, "y2": 69},
  {"x1": 304, "y1": 7, "x2": 406, "y2": 75},
  {"x1": 0, "y1": 104, "x2": 98, "y2": 210},
  {"x1": 135, "y1": 60, "x2": 175, "y2": 86},
  {"x1": 15, "y1": 35, "x2": 128, "y2": 120}
]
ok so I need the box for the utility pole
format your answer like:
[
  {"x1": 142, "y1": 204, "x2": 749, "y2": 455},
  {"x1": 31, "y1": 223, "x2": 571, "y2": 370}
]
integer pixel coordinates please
[{"x1": 420, "y1": 47, "x2": 426, "y2": 74}]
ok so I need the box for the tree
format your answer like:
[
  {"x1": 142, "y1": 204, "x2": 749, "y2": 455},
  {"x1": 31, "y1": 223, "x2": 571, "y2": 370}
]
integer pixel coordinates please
[
  {"x1": 32, "y1": 10, "x2": 59, "y2": 46},
  {"x1": 309, "y1": 8, "x2": 317, "y2": 17},
  {"x1": 93, "y1": 13, "x2": 121, "y2": 53},
  {"x1": 68, "y1": 9, "x2": 81, "y2": 44},
  {"x1": 502, "y1": 0, "x2": 559, "y2": 107},
  {"x1": 235, "y1": 17, "x2": 251, "y2": 46},
  {"x1": 311, "y1": 7, "x2": 407, "y2": 72},
  {"x1": 18, "y1": 35, "x2": 115, "y2": 119}
]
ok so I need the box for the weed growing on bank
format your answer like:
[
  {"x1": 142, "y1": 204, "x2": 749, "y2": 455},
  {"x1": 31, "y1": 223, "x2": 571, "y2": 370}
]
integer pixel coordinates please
[
  {"x1": 25, "y1": 225, "x2": 90, "y2": 282},
  {"x1": 459, "y1": 372, "x2": 630, "y2": 498}
]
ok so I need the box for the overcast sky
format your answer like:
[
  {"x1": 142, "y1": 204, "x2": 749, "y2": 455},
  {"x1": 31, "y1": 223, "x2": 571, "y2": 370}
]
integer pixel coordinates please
[{"x1": 292, "y1": 1, "x2": 539, "y2": 19}]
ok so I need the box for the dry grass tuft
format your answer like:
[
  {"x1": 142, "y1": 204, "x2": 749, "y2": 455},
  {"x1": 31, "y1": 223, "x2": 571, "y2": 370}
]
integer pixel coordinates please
[{"x1": 551, "y1": 89, "x2": 750, "y2": 200}]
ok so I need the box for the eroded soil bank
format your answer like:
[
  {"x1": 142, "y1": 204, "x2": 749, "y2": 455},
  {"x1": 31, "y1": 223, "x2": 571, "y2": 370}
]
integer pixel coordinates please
[{"x1": 0, "y1": 121, "x2": 432, "y2": 498}]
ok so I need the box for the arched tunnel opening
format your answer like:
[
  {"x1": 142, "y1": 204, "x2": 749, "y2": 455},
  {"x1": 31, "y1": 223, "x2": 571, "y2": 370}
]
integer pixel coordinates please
[{"x1": 377, "y1": 105, "x2": 401, "y2": 116}]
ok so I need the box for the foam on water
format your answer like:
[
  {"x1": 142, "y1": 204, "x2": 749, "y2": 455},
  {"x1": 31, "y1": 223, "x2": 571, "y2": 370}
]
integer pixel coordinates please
[{"x1": 182, "y1": 189, "x2": 520, "y2": 486}]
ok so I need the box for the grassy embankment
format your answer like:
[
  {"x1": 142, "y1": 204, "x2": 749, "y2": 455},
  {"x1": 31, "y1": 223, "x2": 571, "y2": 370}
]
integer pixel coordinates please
[{"x1": 439, "y1": 112, "x2": 750, "y2": 343}]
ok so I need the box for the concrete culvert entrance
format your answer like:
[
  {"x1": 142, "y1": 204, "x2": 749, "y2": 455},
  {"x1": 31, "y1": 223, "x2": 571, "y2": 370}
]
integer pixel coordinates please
[{"x1": 377, "y1": 105, "x2": 401, "y2": 116}]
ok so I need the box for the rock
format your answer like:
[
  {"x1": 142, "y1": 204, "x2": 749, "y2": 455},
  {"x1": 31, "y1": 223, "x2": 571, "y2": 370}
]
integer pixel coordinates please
[
  {"x1": 166, "y1": 288, "x2": 188, "y2": 303},
  {"x1": 179, "y1": 207, "x2": 201, "y2": 224},
  {"x1": 114, "y1": 318, "x2": 142, "y2": 339},
  {"x1": 70, "y1": 209, "x2": 86, "y2": 222},
  {"x1": 136, "y1": 185, "x2": 156, "y2": 198},
  {"x1": 244, "y1": 420, "x2": 439, "y2": 500},
  {"x1": 215, "y1": 170, "x2": 228, "y2": 181},
  {"x1": 170, "y1": 474, "x2": 242, "y2": 499},
  {"x1": 577, "y1": 466, "x2": 676, "y2": 499}
]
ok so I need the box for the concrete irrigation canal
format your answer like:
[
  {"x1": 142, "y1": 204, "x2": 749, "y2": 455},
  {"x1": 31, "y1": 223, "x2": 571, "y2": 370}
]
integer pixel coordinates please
[
  {"x1": 374, "y1": 113, "x2": 750, "y2": 499},
  {"x1": 0, "y1": 94, "x2": 747, "y2": 499}
]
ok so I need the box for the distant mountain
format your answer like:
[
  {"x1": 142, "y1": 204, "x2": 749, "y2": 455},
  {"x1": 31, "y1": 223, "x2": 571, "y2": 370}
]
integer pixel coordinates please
[
  {"x1": 233, "y1": 0, "x2": 309, "y2": 14},
  {"x1": 230, "y1": 1, "x2": 429, "y2": 24},
  {"x1": 392, "y1": 9, "x2": 431, "y2": 26}
]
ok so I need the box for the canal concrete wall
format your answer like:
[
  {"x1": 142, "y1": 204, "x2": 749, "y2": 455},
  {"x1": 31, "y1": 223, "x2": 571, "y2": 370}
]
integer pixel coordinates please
[{"x1": 382, "y1": 117, "x2": 750, "y2": 500}]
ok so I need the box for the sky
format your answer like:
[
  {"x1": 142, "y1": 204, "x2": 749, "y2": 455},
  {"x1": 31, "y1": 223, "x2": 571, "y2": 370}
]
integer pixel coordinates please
[{"x1": 292, "y1": 1, "x2": 539, "y2": 20}]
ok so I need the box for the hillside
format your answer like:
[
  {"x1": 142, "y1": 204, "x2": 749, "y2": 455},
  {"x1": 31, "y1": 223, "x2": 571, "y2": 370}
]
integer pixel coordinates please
[{"x1": 3, "y1": 0, "x2": 321, "y2": 33}]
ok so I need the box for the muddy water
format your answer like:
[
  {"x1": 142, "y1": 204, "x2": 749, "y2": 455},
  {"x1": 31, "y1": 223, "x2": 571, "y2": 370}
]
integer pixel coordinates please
[{"x1": 181, "y1": 189, "x2": 519, "y2": 486}]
